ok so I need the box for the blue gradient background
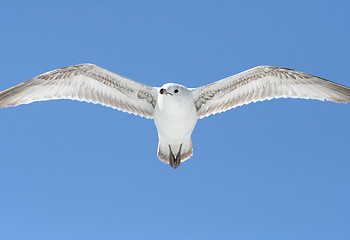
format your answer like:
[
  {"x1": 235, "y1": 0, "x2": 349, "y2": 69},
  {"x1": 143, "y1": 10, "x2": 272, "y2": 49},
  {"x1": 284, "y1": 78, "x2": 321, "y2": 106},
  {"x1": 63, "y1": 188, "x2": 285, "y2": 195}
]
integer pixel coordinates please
[{"x1": 1, "y1": 0, "x2": 349, "y2": 239}]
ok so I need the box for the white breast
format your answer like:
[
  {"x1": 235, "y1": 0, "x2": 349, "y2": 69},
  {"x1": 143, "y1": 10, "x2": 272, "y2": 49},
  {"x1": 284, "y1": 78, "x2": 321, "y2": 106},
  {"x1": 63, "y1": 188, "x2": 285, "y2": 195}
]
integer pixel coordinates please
[{"x1": 154, "y1": 92, "x2": 197, "y2": 145}]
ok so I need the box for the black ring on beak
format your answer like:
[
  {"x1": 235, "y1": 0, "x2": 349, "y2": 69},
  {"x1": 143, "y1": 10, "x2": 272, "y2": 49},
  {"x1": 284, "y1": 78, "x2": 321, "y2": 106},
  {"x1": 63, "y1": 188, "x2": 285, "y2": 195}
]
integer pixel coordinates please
[{"x1": 159, "y1": 88, "x2": 173, "y2": 96}]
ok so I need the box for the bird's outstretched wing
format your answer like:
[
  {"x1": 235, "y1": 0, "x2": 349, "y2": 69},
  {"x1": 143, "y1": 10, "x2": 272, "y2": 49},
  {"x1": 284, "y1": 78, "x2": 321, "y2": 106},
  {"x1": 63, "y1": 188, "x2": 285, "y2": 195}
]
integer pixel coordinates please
[
  {"x1": 192, "y1": 66, "x2": 350, "y2": 119},
  {"x1": 0, "y1": 64, "x2": 158, "y2": 118}
]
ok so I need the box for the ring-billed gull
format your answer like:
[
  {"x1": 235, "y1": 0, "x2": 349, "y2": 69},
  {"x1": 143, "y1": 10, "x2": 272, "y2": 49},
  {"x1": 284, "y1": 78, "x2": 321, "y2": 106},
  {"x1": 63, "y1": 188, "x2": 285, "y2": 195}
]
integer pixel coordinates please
[{"x1": 1, "y1": 64, "x2": 350, "y2": 168}]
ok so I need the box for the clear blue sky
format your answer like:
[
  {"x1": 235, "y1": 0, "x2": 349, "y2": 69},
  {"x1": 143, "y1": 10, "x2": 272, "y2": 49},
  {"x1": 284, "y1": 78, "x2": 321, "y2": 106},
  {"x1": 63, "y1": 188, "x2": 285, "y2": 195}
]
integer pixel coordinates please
[{"x1": 1, "y1": 0, "x2": 349, "y2": 239}]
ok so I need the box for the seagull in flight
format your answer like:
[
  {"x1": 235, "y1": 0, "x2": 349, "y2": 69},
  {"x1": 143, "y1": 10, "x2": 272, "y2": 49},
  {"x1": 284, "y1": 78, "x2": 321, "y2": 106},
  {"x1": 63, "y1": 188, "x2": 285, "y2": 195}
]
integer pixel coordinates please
[{"x1": 1, "y1": 64, "x2": 350, "y2": 168}]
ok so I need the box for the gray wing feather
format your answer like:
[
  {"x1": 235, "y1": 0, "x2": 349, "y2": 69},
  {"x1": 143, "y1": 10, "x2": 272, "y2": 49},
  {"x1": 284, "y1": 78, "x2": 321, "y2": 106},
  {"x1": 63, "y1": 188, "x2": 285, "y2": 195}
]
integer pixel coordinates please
[
  {"x1": 0, "y1": 64, "x2": 158, "y2": 118},
  {"x1": 193, "y1": 66, "x2": 350, "y2": 119}
]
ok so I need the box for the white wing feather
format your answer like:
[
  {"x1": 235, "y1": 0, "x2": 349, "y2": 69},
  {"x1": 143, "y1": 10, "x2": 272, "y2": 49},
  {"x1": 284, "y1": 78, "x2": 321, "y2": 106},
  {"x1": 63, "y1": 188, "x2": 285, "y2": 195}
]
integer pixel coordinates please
[
  {"x1": 0, "y1": 64, "x2": 158, "y2": 118},
  {"x1": 193, "y1": 66, "x2": 350, "y2": 119}
]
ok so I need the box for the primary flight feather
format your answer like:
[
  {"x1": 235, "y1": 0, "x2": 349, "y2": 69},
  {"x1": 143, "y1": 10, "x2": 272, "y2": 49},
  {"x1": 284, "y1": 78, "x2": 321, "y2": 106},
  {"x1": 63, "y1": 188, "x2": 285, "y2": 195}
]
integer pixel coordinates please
[{"x1": 1, "y1": 64, "x2": 350, "y2": 168}]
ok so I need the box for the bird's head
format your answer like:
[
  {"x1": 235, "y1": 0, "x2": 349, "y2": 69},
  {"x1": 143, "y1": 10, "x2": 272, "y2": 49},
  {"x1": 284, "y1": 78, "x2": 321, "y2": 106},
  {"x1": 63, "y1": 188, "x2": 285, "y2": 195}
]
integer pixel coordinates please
[
  {"x1": 157, "y1": 84, "x2": 195, "y2": 111},
  {"x1": 158, "y1": 83, "x2": 191, "y2": 98}
]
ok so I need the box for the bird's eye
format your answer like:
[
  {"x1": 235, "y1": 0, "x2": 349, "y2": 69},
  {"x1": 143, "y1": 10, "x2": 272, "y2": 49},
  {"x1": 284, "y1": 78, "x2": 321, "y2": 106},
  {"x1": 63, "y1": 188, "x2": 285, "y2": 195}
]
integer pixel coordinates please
[{"x1": 174, "y1": 89, "x2": 179, "y2": 93}]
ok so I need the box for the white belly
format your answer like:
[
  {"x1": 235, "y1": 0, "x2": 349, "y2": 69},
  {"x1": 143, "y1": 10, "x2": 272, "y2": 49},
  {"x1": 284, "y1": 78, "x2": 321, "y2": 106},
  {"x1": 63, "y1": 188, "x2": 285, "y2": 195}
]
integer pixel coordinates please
[{"x1": 154, "y1": 96, "x2": 197, "y2": 145}]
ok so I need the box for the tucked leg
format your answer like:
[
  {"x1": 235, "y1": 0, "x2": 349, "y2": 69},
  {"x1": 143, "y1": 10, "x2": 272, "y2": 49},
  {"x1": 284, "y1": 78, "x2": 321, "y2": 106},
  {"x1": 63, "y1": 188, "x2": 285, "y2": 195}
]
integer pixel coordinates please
[
  {"x1": 168, "y1": 145, "x2": 176, "y2": 168},
  {"x1": 174, "y1": 144, "x2": 183, "y2": 169}
]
